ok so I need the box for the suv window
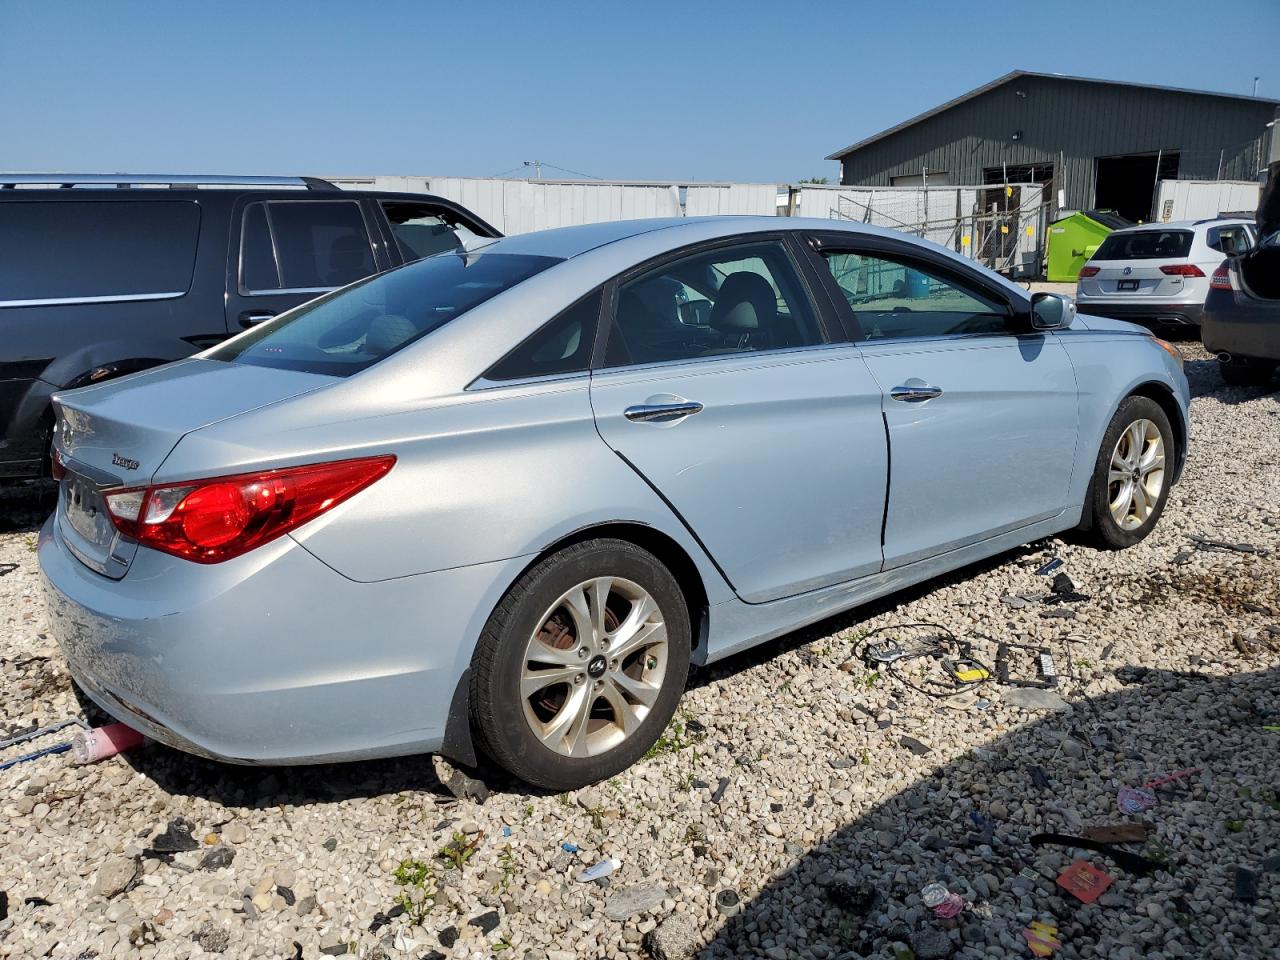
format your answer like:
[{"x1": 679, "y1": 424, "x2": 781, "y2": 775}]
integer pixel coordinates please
[
  {"x1": 1093, "y1": 230, "x2": 1193, "y2": 260},
  {"x1": 821, "y1": 250, "x2": 1010, "y2": 340},
  {"x1": 0, "y1": 200, "x2": 199, "y2": 305},
  {"x1": 603, "y1": 240, "x2": 821, "y2": 367},
  {"x1": 210, "y1": 250, "x2": 560, "y2": 376},
  {"x1": 1208, "y1": 225, "x2": 1252, "y2": 256},
  {"x1": 240, "y1": 200, "x2": 376, "y2": 293},
  {"x1": 486, "y1": 289, "x2": 602, "y2": 382},
  {"x1": 382, "y1": 202, "x2": 466, "y2": 261}
]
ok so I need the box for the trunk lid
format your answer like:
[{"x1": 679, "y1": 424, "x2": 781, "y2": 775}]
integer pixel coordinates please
[{"x1": 53, "y1": 358, "x2": 335, "y2": 578}]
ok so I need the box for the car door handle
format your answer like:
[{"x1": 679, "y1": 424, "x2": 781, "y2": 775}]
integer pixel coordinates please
[
  {"x1": 239, "y1": 311, "x2": 275, "y2": 329},
  {"x1": 623, "y1": 401, "x2": 704, "y2": 423},
  {"x1": 890, "y1": 383, "x2": 943, "y2": 403}
]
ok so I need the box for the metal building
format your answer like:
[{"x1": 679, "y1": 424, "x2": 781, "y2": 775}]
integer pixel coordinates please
[{"x1": 827, "y1": 71, "x2": 1279, "y2": 222}]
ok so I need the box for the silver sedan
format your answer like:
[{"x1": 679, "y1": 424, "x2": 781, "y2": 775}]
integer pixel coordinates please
[{"x1": 40, "y1": 217, "x2": 1189, "y2": 789}]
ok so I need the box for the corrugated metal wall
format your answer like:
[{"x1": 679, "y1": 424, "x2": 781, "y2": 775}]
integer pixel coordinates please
[
  {"x1": 838, "y1": 76, "x2": 1277, "y2": 210},
  {"x1": 326, "y1": 175, "x2": 782, "y2": 234}
]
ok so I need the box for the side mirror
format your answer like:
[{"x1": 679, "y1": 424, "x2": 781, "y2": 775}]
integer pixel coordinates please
[{"x1": 1030, "y1": 291, "x2": 1076, "y2": 331}]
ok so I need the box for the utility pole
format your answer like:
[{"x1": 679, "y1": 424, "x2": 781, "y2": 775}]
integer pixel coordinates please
[
  {"x1": 1254, "y1": 76, "x2": 1261, "y2": 97},
  {"x1": 523, "y1": 160, "x2": 542, "y2": 180}
]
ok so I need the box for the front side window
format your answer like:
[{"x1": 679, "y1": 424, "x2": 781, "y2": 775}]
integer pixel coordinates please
[
  {"x1": 822, "y1": 251, "x2": 1010, "y2": 340},
  {"x1": 1093, "y1": 230, "x2": 1193, "y2": 261},
  {"x1": 240, "y1": 200, "x2": 376, "y2": 292},
  {"x1": 0, "y1": 200, "x2": 199, "y2": 305},
  {"x1": 382, "y1": 202, "x2": 468, "y2": 262},
  {"x1": 211, "y1": 251, "x2": 560, "y2": 376},
  {"x1": 603, "y1": 240, "x2": 821, "y2": 368}
]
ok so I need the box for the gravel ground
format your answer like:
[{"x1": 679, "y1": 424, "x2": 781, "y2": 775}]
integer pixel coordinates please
[{"x1": 1, "y1": 346, "x2": 1278, "y2": 960}]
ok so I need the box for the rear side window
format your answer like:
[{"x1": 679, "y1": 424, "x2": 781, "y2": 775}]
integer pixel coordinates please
[
  {"x1": 210, "y1": 251, "x2": 560, "y2": 376},
  {"x1": 0, "y1": 200, "x2": 199, "y2": 305},
  {"x1": 1093, "y1": 230, "x2": 1192, "y2": 261},
  {"x1": 1208, "y1": 225, "x2": 1252, "y2": 255},
  {"x1": 382, "y1": 202, "x2": 466, "y2": 261},
  {"x1": 239, "y1": 200, "x2": 376, "y2": 292},
  {"x1": 486, "y1": 289, "x2": 602, "y2": 381}
]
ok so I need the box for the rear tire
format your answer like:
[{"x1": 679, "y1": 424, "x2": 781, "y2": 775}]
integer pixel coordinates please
[
  {"x1": 1219, "y1": 357, "x2": 1276, "y2": 387},
  {"x1": 469, "y1": 539, "x2": 690, "y2": 791},
  {"x1": 1080, "y1": 396, "x2": 1175, "y2": 550}
]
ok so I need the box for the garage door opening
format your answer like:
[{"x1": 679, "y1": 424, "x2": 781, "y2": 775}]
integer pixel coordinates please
[{"x1": 1094, "y1": 152, "x2": 1180, "y2": 223}]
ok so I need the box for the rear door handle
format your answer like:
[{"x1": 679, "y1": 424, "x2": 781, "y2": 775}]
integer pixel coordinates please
[
  {"x1": 623, "y1": 401, "x2": 704, "y2": 423},
  {"x1": 239, "y1": 311, "x2": 275, "y2": 329},
  {"x1": 890, "y1": 383, "x2": 943, "y2": 403}
]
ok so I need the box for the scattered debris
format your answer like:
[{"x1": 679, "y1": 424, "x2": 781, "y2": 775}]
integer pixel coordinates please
[
  {"x1": 1023, "y1": 921, "x2": 1063, "y2": 957},
  {"x1": 469, "y1": 909, "x2": 500, "y2": 933},
  {"x1": 149, "y1": 817, "x2": 199, "y2": 854},
  {"x1": 1044, "y1": 573, "x2": 1089, "y2": 604},
  {"x1": 603, "y1": 882, "x2": 667, "y2": 921},
  {"x1": 1030, "y1": 833, "x2": 1157, "y2": 875},
  {"x1": 443, "y1": 768, "x2": 490, "y2": 804},
  {"x1": 1083, "y1": 824, "x2": 1148, "y2": 844},
  {"x1": 24, "y1": 896, "x2": 52, "y2": 908},
  {"x1": 899, "y1": 736, "x2": 932, "y2": 757},
  {"x1": 1035, "y1": 558, "x2": 1064, "y2": 576},
  {"x1": 576, "y1": 858, "x2": 620, "y2": 883},
  {"x1": 70, "y1": 722, "x2": 144, "y2": 764},
  {"x1": 1029, "y1": 765, "x2": 1052, "y2": 790},
  {"x1": 561, "y1": 842, "x2": 579, "y2": 854},
  {"x1": 0, "y1": 741, "x2": 72, "y2": 770},
  {"x1": 856, "y1": 623, "x2": 993, "y2": 699},
  {"x1": 1189, "y1": 535, "x2": 1264, "y2": 555},
  {"x1": 0, "y1": 890, "x2": 6, "y2": 922},
  {"x1": 1234, "y1": 866, "x2": 1259, "y2": 903},
  {"x1": 1055, "y1": 859, "x2": 1113, "y2": 903},
  {"x1": 0, "y1": 716, "x2": 88, "y2": 751},
  {"x1": 0, "y1": 562, "x2": 15, "y2": 577},
  {"x1": 996, "y1": 641, "x2": 1058, "y2": 689},
  {"x1": 920, "y1": 881, "x2": 965, "y2": 918},
  {"x1": 1001, "y1": 688, "x2": 1069, "y2": 711},
  {"x1": 710, "y1": 777, "x2": 730, "y2": 804}
]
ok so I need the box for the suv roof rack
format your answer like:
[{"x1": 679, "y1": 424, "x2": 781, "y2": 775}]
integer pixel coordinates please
[{"x1": 0, "y1": 174, "x2": 339, "y2": 191}]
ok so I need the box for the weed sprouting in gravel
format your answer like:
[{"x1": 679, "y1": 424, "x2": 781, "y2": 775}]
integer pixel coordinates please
[
  {"x1": 436, "y1": 831, "x2": 482, "y2": 871},
  {"x1": 392, "y1": 857, "x2": 438, "y2": 925}
]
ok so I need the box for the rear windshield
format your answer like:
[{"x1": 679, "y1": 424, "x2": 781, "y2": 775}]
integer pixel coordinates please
[
  {"x1": 0, "y1": 200, "x2": 200, "y2": 305},
  {"x1": 1093, "y1": 230, "x2": 1193, "y2": 261},
  {"x1": 209, "y1": 250, "x2": 560, "y2": 376}
]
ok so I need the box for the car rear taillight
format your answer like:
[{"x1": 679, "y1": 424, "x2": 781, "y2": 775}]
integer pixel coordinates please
[
  {"x1": 50, "y1": 447, "x2": 66, "y2": 481},
  {"x1": 1159, "y1": 264, "x2": 1205, "y2": 277},
  {"x1": 102, "y1": 455, "x2": 395, "y2": 563},
  {"x1": 1078, "y1": 266, "x2": 1100, "y2": 278},
  {"x1": 1210, "y1": 261, "x2": 1233, "y2": 291}
]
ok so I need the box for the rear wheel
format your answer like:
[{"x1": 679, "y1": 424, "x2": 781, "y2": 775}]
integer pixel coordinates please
[
  {"x1": 1081, "y1": 396, "x2": 1175, "y2": 549},
  {"x1": 469, "y1": 539, "x2": 690, "y2": 790},
  {"x1": 1219, "y1": 356, "x2": 1277, "y2": 387}
]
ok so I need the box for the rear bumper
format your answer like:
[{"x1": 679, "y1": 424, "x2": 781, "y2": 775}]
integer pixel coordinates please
[
  {"x1": 1202, "y1": 290, "x2": 1280, "y2": 361},
  {"x1": 38, "y1": 515, "x2": 511, "y2": 764},
  {"x1": 1076, "y1": 301, "x2": 1205, "y2": 327}
]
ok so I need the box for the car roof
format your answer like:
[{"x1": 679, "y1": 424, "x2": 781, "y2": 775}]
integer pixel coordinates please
[
  {"x1": 1114, "y1": 218, "x2": 1251, "y2": 234},
  {"x1": 465, "y1": 215, "x2": 929, "y2": 260}
]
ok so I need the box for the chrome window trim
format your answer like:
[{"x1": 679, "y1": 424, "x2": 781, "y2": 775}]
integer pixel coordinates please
[
  {"x1": 590, "y1": 341, "x2": 854, "y2": 379},
  {"x1": 237, "y1": 198, "x2": 376, "y2": 296},
  {"x1": 0, "y1": 290, "x2": 185, "y2": 309},
  {"x1": 467, "y1": 370, "x2": 591, "y2": 392}
]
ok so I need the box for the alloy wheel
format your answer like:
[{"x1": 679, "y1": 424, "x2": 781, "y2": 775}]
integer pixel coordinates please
[
  {"x1": 1107, "y1": 418, "x2": 1166, "y2": 531},
  {"x1": 520, "y1": 576, "x2": 668, "y2": 758}
]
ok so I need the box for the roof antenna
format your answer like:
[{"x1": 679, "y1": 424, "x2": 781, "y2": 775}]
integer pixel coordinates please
[{"x1": 1253, "y1": 76, "x2": 1260, "y2": 97}]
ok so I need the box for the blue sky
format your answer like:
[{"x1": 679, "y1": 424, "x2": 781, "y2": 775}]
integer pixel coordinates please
[{"x1": 2, "y1": 0, "x2": 1277, "y2": 183}]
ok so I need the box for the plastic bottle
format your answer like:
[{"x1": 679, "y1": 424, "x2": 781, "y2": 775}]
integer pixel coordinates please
[{"x1": 70, "y1": 723, "x2": 145, "y2": 763}]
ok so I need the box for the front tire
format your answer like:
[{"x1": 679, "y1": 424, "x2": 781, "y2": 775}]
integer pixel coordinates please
[
  {"x1": 469, "y1": 539, "x2": 690, "y2": 790},
  {"x1": 1081, "y1": 396, "x2": 1175, "y2": 549}
]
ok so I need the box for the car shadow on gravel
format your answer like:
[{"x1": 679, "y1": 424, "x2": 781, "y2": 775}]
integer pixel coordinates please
[
  {"x1": 0, "y1": 480, "x2": 55, "y2": 532},
  {"x1": 694, "y1": 664, "x2": 1279, "y2": 960},
  {"x1": 1184, "y1": 357, "x2": 1280, "y2": 405}
]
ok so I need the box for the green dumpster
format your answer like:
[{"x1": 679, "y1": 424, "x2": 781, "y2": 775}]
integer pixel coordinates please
[{"x1": 1045, "y1": 210, "x2": 1131, "y2": 282}]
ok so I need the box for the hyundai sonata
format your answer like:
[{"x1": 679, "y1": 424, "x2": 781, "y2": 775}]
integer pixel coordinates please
[{"x1": 40, "y1": 217, "x2": 1189, "y2": 789}]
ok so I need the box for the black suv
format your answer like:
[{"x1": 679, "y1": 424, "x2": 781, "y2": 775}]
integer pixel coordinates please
[{"x1": 0, "y1": 174, "x2": 498, "y2": 480}]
